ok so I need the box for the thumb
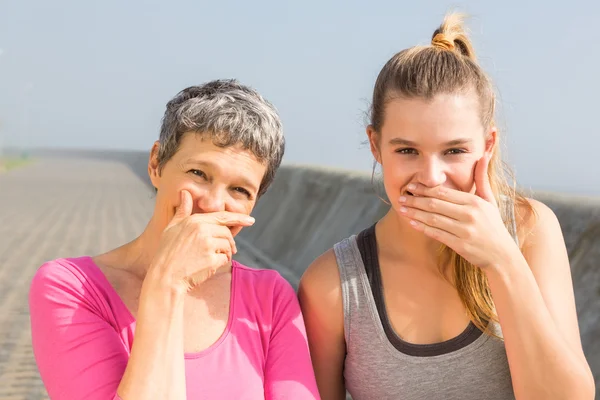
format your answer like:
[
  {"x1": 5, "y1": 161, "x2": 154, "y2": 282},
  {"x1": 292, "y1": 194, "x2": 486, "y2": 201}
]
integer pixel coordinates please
[
  {"x1": 172, "y1": 190, "x2": 193, "y2": 223},
  {"x1": 474, "y1": 154, "x2": 495, "y2": 204}
]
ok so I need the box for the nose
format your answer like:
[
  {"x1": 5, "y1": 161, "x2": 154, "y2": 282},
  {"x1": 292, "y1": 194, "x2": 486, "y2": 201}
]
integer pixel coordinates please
[
  {"x1": 416, "y1": 156, "x2": 447, "y2": 188},
  {"x1": 196, "y1": 187, "x2": 226, "y2": 213}
]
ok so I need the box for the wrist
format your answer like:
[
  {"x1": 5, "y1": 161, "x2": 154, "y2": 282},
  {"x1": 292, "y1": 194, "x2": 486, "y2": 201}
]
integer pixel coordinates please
[
  {"x1": 484, "y1": 247, "x2": 527, "y2": 284},
  {"x1": 143, "y1": 264, "x2": 188, "y2": 299}
]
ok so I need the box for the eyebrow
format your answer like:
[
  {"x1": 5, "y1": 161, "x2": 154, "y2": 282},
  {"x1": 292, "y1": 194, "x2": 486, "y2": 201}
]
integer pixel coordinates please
[
  {"x1": 182, "y1": 158, "x2": 259, "y2": 193},
  {"x1": 389, "y1": 137, "x2": 473, "y2": 147}
]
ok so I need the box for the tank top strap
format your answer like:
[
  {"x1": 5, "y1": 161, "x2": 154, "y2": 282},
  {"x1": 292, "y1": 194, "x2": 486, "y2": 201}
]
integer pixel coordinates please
[{"x1": 333, "y1": 235, "x2": 373, "y2": 347}]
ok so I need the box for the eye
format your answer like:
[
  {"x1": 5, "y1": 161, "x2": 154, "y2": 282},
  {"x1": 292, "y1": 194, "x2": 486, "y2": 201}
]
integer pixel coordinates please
[
  {"x1": 395, "y1": 148, "x2": 418, "y2": 155},
  {"x1": 233, "y1": 187, "x2": 252, "y2": 199},
  {"x1": 445, "y1": 148, "x2": 467, "y2": 155},
  {"x1": 188, "y1": 169, "x2": 207, "y2": 179}
]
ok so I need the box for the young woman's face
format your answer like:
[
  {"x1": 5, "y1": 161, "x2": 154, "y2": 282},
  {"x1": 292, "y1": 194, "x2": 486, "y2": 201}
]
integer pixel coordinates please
[{"x1": 368, "y1": 92, "x2": 495, "y2": 216}]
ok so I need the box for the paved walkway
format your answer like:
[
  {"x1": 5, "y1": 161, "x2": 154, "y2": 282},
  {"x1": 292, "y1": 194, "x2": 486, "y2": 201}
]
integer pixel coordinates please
[{"x1": 0, "y1": 157, "x2": 155, "y2": 399}]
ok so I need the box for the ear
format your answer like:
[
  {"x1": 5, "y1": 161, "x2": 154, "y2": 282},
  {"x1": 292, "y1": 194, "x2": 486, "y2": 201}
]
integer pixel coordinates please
[
  {"x1": 484, "y1": 126, "x2": 497, "y2": 158},
  {"x1": 366, "y1": 125, "x2": 382, "y2": 164},
  {"x1": 148, "y1": 141, "x2": 161, "y2": 190}
]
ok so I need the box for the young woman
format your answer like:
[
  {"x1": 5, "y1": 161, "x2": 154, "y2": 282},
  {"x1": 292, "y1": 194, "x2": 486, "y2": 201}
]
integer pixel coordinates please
[
  {"x1": 298, "y1": 13, "x2": 594, "y2": 400},
  {"x1": 29, "y1": 80, "x2": 320, "y2": 399}
]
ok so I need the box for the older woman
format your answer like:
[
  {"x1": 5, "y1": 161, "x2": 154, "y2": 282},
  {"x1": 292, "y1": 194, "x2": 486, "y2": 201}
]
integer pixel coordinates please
[{"x1": 29, "y1": 80, "x2": 320, "y2": 400}]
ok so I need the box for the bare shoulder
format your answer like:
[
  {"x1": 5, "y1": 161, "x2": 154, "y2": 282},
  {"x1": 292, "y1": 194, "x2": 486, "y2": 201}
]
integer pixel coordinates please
[
  {"x1": 298, "y1": 247, "x2": 344, "y2": 324},
  {"x1": 516, "y1": 198, "x2": 571, "y2": 287},
  {"x1": 514, "y1": 196, "x2": 563, "y2": 252},
  {"x1": 299, "y1": 248, "x2": 342, "y2": 298}
]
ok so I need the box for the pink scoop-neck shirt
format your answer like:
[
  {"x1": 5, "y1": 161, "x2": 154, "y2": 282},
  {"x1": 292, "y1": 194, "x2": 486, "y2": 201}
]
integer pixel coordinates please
[{"x1": 29, "y1": 256, "x2": 320, "y2": 400}]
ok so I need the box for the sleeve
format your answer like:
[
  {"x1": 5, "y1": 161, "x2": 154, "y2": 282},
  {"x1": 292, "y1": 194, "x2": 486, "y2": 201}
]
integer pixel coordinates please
[
  {"x1": 29, "y1": 261, "x2": 126, "y2": 400},
  {"x1": 263, "y1": 274, "x2": 321, "y2": 400}
]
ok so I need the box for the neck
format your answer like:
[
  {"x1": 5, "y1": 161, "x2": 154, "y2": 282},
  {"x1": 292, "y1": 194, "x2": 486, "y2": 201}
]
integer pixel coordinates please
[
  {"x1": 114, "y1": 216, "x2": 165, "y2": 280},
  {"x1": 377, "y1": 208, "x2": 444, "y2": 267}
]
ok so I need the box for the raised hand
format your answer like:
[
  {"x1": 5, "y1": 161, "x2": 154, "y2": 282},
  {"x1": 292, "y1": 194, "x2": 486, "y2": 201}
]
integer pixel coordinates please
[
  {"x1": 150, "y1": 189, "x2": 255, "y2": 292},
  {"x1": 398, "y1": 154, "x2": 519, "y2": 270}
]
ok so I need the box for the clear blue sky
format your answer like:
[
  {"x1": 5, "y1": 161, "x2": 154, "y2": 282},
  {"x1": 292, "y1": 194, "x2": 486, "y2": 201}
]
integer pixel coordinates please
[{"x1": 1, "y1": 0, "x2": 598, "y2": 195}]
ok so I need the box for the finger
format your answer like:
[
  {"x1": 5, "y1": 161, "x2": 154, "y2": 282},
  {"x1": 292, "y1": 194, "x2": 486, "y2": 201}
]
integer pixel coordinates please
[
  {"x1": 399, "y1": 195, "x2": 465, "y2": 221},
  {"x1": 474, "y1": 154, "x2": 496, "y2": 205},
  {"x1": 195, "y1": 211, "x2": 255, "y2": 228},
  {"x1": 170, "y1": 190, "x2": 193, "y2": 226},
  {"x1": 228, "y1": 225, "x2": 245, "y2": 240},
  {"x1": 185, "y1": 253, "x2": 230, "y2": 287},
  {"x1": 193, "y1": 222, "x2": 237, "y2": 254},
  {"x1": 208, "y1": 237, "x2": 234, "y2": 262},
  {"x1": 210, "y1": 253, "x2": 231, "y2": 270},
  {"x1": 407, "y1": 219, "x2": 461, "y2": 250},
  {"x1": 406, "y1": 183, "x2": 472, "y2": 205},
  {"x1": 399, "y1": 207, "x2": 469, "y2": 237},
  {"x1": 211, "y1": 225, "x2": 237, "y2": 255}
]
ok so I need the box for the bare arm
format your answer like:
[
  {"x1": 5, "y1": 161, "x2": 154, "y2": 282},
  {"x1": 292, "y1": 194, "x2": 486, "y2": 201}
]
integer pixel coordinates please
[
  {"x1": 486, "y1": 199, "x2": 595, "y2": 399},
  {"x1": 298, "y1": 249, "x2": 347, "y2": 400},
  {"x1": 116, "y1": 271, "x2": 187, "y2": 399},
  {"x1": 117, "y1": 190, "x2": 253, "y2": 399},
  {"x1": 397, "y1": 172, "x2": 595, "y2": 399}
]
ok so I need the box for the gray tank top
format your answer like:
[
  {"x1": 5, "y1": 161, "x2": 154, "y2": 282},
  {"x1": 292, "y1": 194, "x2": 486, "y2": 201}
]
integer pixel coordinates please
[{"x1": 333, "y1": 200, "x2": 519, "y2": 400}]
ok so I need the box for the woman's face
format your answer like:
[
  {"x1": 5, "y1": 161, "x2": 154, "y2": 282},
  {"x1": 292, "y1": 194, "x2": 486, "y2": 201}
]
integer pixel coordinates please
[
  {"x1": 149, "y1": 132, "x2": 267, "y2": 237},
  {"x1": 368, "y1": 92, "x2": 495, "y2": 217}
]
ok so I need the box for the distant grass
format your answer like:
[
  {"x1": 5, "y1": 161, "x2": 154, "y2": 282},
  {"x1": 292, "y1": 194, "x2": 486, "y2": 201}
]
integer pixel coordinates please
[{"x1": 0, "y1": 155, "x2": 34, "y2": 172}]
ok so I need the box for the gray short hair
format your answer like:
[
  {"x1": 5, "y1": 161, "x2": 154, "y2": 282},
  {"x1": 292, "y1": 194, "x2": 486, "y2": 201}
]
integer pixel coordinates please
[{"x1": 157, "y1": 79, "x2": 285, "y2": 196}]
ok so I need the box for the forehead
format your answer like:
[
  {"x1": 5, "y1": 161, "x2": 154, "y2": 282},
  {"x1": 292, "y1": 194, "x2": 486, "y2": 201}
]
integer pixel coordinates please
[
  {"x1": 173, "y1": 132, "x2": 266, "y2": 177},
  {"x1": 381, "y1": 93, "x2": 484, "y2": 143},
  {"x1": 174, "y1": 133, "x2": 259, "y2": 160}
]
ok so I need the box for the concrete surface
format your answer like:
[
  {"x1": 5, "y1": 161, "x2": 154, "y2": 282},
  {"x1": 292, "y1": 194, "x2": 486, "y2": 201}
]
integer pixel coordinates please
[
  {"x1": 0, "y1": 157, "x2": 154, "y2": 399},
  {"x1": 0, "y1": 151, "x2": 598, "y2": 398}
]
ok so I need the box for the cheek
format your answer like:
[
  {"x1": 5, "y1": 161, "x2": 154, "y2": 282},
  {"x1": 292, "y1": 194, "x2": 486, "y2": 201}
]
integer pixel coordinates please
[
  {"x1": 225, "y1": 191, "x2": 256, "y2": 215},
  {"x1": 227, "y1": 200, "x2": 253, "y2": 214},
  {"x1": 157, "y1": 173, "x2": 202, "y2": 213},
  {"x1": 447, "y1": 161, "x2": 477, "y2": 191},
  {"x1": 156, "y1": 175, "x2": 181, "y2": 203},
  {"x1": 379, "y1": 159, "x2": 410, "y2": 201},
  {"x1": 380, "y1": 155, "x2": 412, "y2": 182}
]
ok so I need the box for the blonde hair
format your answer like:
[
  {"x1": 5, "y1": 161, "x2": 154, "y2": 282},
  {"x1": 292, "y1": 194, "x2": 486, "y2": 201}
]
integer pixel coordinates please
[{"x1": 369, "y1": 12, "x2": 533, "y2": 335}]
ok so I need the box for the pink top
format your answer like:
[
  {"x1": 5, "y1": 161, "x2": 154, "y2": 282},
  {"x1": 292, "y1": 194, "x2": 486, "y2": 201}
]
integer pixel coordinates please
[{"x1": 29, "y1": 257, "x2": 320, "y2": 400}]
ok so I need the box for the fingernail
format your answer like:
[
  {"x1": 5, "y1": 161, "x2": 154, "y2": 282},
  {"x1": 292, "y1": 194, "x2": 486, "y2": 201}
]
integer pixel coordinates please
[
  {"x1": 399, "y1": 196, "x2": 407, "y2": 203},
  {"x1": 400, "y1": 206, "x2": 407, "y2": 213},
  {"x1": 247, "y1": 217, "x2": 255, "y2": 223},
  {"x1": 407, "y1": 184, "x2": 416, "y2": 190}
]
